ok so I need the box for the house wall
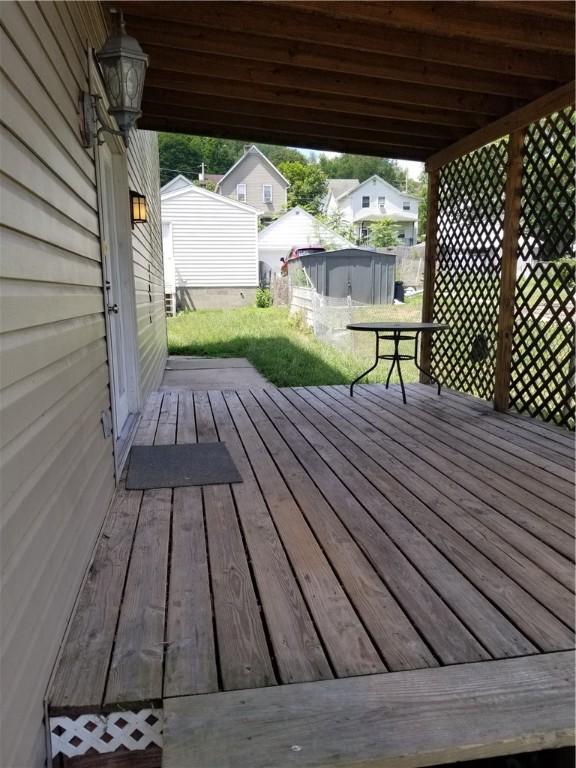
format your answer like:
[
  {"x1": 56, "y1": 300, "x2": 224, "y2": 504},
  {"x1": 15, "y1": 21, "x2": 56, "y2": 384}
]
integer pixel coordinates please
[
  {"x1": 0, "y1": 3, "x2": 165, "y2": 766},
  {"x1": 219, "y1": 150, "x2": 287, "y2": 216},
  {"x1": 161, "y1": 187, "x2": 258, "y2": 310},
  {"x1": 345, "y1": 178, "x2": 418, "y2": 221},
  {"x1": 128, "y1": 129, "x2": 167, "y2": 394}
]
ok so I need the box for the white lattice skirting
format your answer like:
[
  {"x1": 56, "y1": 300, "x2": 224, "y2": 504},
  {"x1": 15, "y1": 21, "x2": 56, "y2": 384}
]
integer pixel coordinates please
[{"x1": 50, "y1": 709, "x2": 163, "y2": 758}]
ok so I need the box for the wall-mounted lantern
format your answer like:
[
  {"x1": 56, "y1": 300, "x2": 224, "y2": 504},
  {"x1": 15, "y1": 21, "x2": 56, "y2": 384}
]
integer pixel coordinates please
[
  {"x1": 130, "y1": 191, "x2": 148, "y2": 226},
  {"x1": 80, "y1": 10, "x2": 149, "y2": 149}
]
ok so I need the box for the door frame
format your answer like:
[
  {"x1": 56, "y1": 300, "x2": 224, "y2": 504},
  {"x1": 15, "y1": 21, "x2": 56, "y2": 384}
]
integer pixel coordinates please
[{"x1": 92, "y1": 58, "x2": 141, "y2": 477}]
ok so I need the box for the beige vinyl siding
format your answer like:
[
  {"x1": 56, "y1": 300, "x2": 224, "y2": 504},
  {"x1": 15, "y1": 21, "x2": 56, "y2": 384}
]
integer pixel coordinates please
[
  {"x1": 0, "y1": 3, "x2": 165, "y2": 766},
  {"x1": 128, "y1": 130, "x2": 167, "y2": 396},
  {"x1": 219, "y1": 151, "x2": 288, "y2": 215},
  {"x1": 162, "y1": 189, "x2": 258, "y2": 288}
]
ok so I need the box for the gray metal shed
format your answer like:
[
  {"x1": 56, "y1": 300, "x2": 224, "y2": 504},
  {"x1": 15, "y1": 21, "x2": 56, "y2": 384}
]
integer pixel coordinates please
[{"x1": 289, "y1": 248, "x2": 396, "y2": 304}]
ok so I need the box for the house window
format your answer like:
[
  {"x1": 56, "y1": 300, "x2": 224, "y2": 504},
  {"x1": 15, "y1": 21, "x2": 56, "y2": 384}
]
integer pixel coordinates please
[
  {"x1": 403, "y1": 201, "x2": 411, "y2": 210},
  {"x1": 262, "y1": 184, "x2": 273, "y2": 203},
  {"x1": 236, "y1": 183, "x2": 246, "y2": 202},
  {"x1": 398, "y1": 232, "x2": 405, "y2": 240},
  {"x1": 362, "y1": 196, "x2": 370, "y2": 208},
  {"x1": 378, "y1": 196, "x2": 385, "y2": 208}
]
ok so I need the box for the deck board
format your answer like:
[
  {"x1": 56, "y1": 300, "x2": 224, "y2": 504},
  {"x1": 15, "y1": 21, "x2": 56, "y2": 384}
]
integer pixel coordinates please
[
  {"x1": 219, "y1": 390, "x2": 382, "y2": 679},
  {"x1": 268, "y1": 388, "x2": 545, "y2": 656},
  {"x1": 194, "y1": 392, "x2": 277, "y2": 691},
  {"x1": 317, "y1": 388, "x2": 573, "y2": 640},
  {"x1": 49, "y1": 384, "x2": 575, "y2": 766},
  {"x1": 379, "y1": 385, "x2": 574, "y2": 526},
  {"x1": 233, "y1": 389, "x2": 438, "y2": 672},
  {"x1": 164, "y1": 651, "x2": 575, "y2": 768},
  {"x1": 327, "y1": 386, "x2": 575, "y2": 588},
  {"x1": 209, "y1": 390, "x2": 336, "y2": 684}
]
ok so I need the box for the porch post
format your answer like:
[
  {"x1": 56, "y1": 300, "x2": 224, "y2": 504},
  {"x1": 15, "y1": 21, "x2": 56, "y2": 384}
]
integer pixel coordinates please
[
  {"x1": 420, "y1": 168, "x2": 439, "y2": 382},
  {"x1": 494, "y1": 129, "x2": 525, "y2": 412}
]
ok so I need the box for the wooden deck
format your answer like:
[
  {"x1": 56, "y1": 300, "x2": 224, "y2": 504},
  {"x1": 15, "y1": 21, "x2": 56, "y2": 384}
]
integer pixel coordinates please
[{"x1": 49, "y1": 384, "x2": 575, "y2": 767}]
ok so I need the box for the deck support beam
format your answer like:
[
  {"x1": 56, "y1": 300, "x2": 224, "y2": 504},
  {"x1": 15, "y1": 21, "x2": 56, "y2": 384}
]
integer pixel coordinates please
[
  {"x1": 419, "y1": 169, "x2": 439, "y2": 383},
  {"x1": 494, "y1": 129, "x2": 526, "y2": 412}
]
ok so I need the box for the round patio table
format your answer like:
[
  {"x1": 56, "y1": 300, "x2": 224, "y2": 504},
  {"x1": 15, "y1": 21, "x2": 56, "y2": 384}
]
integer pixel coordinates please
[{"x1": 346, "y1": 322, "x2": 448, "y2": 404}]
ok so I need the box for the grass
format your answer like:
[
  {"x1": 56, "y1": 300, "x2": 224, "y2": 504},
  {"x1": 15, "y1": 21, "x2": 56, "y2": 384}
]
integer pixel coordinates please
[{"x1": 167, "y1": 302, "x2": 423, "y2": 388}]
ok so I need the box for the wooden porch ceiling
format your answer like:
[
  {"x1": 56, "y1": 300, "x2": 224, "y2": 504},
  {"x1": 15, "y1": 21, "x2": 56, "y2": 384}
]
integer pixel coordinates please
[{"x1": 111, "y1": 1, "x2": 575, "y2": 161}]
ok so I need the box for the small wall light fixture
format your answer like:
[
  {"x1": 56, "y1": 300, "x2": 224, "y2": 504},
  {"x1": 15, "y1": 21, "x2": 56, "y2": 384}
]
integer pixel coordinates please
[
  {"x1": 80, "y1": 9, "x2": 149, "y2": 149},
  {"x1": 130, "y1": 191, "x2": 148, "y2": 226}
]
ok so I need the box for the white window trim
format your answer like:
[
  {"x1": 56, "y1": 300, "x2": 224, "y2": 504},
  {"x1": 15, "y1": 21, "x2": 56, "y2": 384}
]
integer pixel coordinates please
[
  {"x1": 403, "y1": 201, "x2": 411, "y2": 210},
  {"x1": 361, "y1": 195, "x2": 370, "y2": 208},
  {"x1": 237, "y1": 183, "x2": 247, "y2": 202},
  {"x1": 262, "y1": 184, "x2": 273, "y2": 203}
]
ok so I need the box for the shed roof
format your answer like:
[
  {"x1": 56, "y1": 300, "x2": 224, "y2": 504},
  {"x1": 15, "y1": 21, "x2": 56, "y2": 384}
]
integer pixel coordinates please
[{"x1": 109, "y1": 1, "x2": 574, "y2": 164}]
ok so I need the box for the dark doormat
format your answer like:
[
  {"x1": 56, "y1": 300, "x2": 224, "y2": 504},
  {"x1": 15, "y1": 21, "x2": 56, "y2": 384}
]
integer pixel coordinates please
[{"x1": 126, "y1": 443, "x2": 243, "y2": 489}]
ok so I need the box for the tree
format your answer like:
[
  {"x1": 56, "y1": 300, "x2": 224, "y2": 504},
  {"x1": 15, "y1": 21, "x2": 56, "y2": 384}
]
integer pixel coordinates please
[
  {"x1": 256, "y1": 144, "x2": 308, "y2": 166},
  {"x1": 318, "y1": 153, "x2": 405, "y2": 187},
  {"x1": 369, "y1": 218, "x2": 398, "y2": 248},
  {"x1": 278, "y1": 161, "x2": 328, "y2": 215},
  {"x1": 158, "y1": 134, "x2": 244, "y2": 186},
  {"x1": 315, "y1": 211, "x2": 356, "y2": 244}
]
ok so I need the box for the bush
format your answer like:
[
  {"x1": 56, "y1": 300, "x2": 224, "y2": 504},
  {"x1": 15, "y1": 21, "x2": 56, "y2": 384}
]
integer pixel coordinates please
[{"x1": 256, "y1": 287, "x2": 273, "y2": 308}]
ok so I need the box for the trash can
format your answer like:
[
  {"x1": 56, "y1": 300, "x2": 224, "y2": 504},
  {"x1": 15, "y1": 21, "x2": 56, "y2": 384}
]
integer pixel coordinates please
[{"x1": 394, "y1": 280, "x2": 405, "y2": 302}]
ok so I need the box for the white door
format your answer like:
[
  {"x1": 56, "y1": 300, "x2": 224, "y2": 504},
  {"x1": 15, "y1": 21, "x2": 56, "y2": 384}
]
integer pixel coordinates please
[{"x1": 98, "y1": 143, "x2": 137, "y2": 446}]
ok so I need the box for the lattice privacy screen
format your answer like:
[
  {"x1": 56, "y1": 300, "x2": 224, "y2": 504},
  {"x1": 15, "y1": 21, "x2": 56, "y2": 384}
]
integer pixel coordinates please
[
  {"x1": 431, "y1": 141, "x2": 508, "y2": 400},
  {"x1": 510, "y1": 107, "x2": 575, "y2": 429}
]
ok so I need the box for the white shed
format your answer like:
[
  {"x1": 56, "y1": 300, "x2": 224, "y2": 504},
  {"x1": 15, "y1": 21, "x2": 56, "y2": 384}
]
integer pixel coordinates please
[
  {"x1": 258, "y1": 206, "x2": 356, "y2": 278},
  {"x1": 161, "y1": 180, "x2": 259, "y2": 310}
]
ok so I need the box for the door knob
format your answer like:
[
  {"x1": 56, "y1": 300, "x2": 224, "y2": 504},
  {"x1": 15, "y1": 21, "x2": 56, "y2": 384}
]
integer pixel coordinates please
[{"x1": 107, "y1": 303, "x2": 119, "y2": 314}]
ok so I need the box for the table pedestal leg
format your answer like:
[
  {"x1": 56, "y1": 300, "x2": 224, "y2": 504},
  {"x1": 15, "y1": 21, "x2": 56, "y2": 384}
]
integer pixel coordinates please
[
  {"x1": 350, "y1": 332, "x2": 380, "y2": 396},
  {"x1": 384, "y1": 332, "x2": 407, "y2": 404}
]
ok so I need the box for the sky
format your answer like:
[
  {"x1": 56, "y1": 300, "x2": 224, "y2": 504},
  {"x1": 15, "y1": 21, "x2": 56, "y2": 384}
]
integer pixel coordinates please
[{"x1": 296, "y1": 148, "x2": 424, "y2": 179}]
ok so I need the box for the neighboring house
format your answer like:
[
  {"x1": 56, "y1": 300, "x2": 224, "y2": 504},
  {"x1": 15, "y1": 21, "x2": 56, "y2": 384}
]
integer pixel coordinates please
[
  {"x1": 217, "y1": 144, "x2": 289, "y2": 220},
  {"x1": 161, "y1": 179, "x2": 259, "y2": 310},
  {"x1": 0, "y1": 4, "x2": 167, "y2": 767},
  {"x1": 324, "y1": 175, "x2": 419, "y2": 245},
  {"x1": 258, "y1": 206, "x2": 356, "y2": 278}
]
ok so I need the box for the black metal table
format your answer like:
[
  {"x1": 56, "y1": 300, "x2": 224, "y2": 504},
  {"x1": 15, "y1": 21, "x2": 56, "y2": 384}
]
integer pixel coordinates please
[{"x1": 346, "y1": 322, "x2": 448, "y2": 403}]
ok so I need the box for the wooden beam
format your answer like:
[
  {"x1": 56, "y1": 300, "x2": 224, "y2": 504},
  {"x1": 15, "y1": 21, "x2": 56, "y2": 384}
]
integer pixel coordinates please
[
  {"x1": 426, "y1": 81, "x2": 575, "y2": 171},
  {"x1": 142, "y1": 102, "x2": 446, "y2": 152},
  {"x1": 143, "y1": 71, "x2": 487, "y2": 130},
  {"x1": 474, "y1": 2, "x2": 575, "y2": 22},
  {"x1": 279, "y1": 1, "x2": 574, "y2": 53},
  {"x1": 164, "y1": 651, "x2": 576, "y2": 768},
  {"x1": 144, "y1": 47, "x2": 520, "y2": 116},
  {"x1": 143, "y1": 87, "x2": 469, "y2": 142},
  {"x1": 129, "y1": 20, "x2": 558, "y2": 101},
  {"x1": 494, "y1": 130, "x2": 526, "y2": 412},
  {"x1": 116, "y1": 2, "x2": 574, "y2": 81},
  {"x1": 420, "y1": 170, "x2": 439, "y2": 383},
  {"x1": 142, "y1": 116, "x2": 429, "y2": 162}
]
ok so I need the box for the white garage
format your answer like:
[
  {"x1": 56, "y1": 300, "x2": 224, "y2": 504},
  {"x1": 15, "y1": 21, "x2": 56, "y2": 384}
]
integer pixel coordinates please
[{"x1": 161, "y1": 176, "x2": 259, "y2": 311}]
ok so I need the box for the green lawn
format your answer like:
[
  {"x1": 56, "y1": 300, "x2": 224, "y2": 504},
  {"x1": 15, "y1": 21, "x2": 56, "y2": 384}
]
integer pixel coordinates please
[{"x1": 168, "y1": 303, "x2": 422, "y2": 388}]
